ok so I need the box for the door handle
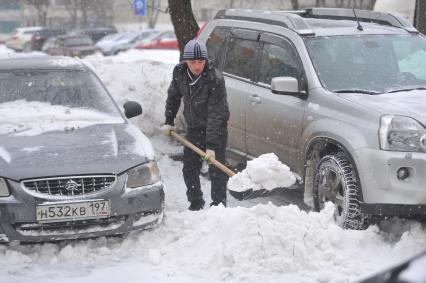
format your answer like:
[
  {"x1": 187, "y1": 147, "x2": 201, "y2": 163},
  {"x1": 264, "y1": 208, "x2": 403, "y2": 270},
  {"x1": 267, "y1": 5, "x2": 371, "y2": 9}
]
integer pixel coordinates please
[{"x1": 249, "y1": 95, "x2": 262, "y2": 105}]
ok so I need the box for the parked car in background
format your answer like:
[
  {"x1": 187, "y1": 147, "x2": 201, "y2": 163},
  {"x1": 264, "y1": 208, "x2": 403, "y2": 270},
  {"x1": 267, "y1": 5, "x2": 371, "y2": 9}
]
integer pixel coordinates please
[
  {"x1": 6, "y1": 26, "x2": 42, "y2": 51},
  {"x1": 198, "y1": 8, "x2": 426, "y2": 230},
  {"x1": 30, "y1": 28, "x2": 66, "y2": 51},
  {"x1": 96, "y1": 29, "x2": 160, "y2": 56},
  {"x1": 135, "y1": 30, "x2": 178, "y2": 49},
  {"x1": 70, "y1": 26, "x2": 117, "y2": 43},
  {"x1": 0, "y1": 56, "x2": 164, "y2": 242},
  {"x1": 43, "y1": 35, "x2": 98, "y2": 57}
]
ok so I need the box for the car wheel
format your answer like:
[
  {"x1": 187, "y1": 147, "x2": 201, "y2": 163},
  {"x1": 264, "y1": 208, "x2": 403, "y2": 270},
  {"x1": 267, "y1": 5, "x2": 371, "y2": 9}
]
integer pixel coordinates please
[{"x1": 313, "y1": 152, "x2": 369, "y2": 230}]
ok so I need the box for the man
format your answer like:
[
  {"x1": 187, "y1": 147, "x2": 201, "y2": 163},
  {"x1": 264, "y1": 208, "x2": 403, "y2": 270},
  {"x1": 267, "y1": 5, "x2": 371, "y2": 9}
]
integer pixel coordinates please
[{"x1": 162, "y1": 39, "x2": 230, "y2": 211}]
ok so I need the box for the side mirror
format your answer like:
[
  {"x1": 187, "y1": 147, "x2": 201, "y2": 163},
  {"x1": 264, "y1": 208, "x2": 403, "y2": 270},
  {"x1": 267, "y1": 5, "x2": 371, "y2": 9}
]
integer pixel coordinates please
[
  {"x1": 123, "y1": 101, "x2": 142, "y2": 119},
  {"x1": 271, "y1": 77, "x2": 300, "y2": 95}
]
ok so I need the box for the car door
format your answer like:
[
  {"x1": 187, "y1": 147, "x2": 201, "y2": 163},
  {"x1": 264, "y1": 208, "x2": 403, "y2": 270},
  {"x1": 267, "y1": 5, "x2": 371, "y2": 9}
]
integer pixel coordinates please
[
  {"x1": 221, "y1": 29, "x2": 260, "y2": 156},
  {"x1": 245, "y1": 32, "x2": 306, "y2": 170}
]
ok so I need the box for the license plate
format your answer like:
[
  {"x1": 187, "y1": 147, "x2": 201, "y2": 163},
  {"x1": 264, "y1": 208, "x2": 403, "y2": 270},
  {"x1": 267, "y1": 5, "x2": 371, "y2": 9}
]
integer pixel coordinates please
[{"x1": 36, "y1": 200, "x2": 111, "y2": 223}]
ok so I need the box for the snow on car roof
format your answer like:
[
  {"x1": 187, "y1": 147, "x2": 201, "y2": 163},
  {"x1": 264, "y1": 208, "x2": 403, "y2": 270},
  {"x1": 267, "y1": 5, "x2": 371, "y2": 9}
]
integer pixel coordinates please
[{"x1": 0, "y1": 56, "x2": 87, "y2": 71}]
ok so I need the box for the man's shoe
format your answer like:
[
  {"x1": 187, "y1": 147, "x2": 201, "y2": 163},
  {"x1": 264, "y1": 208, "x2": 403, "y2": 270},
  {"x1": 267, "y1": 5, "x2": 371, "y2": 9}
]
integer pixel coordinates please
[
  {"x1": 210, "y1": 201, "x2": 226, "y2": 207},
  {"x1": 188, "y1": 199, "x2": 205, "y2": 211}
]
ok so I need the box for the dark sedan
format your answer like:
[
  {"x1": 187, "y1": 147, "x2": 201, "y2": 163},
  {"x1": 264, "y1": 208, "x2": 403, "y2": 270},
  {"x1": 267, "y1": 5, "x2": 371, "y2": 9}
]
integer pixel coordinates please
[
  {"x1": 0, "y1": 57, "x2": 164, "y2": 242},
  {"x1": 43, "y1": 35, "x2": 99, "y2": 57}
]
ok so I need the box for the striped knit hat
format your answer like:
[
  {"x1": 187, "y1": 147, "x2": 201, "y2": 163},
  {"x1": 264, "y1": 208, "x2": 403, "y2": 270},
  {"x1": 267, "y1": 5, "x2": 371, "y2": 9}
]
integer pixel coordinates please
[{"x1": 182, "y1": 39, "x2": 208, "y2": 60}]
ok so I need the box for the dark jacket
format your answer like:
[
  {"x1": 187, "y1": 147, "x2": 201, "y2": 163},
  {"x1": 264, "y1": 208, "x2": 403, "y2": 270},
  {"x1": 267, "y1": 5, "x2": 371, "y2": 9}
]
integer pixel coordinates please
[{"x1": 165, "y1": 60, "x2": 229, "y2": 149}]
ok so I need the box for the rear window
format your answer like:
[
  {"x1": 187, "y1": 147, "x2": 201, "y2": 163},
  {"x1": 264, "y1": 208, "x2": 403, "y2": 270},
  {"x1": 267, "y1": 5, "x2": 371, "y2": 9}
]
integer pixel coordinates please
[{"x1": 64, "y1": 37, "x2": 93, "y2": 46}]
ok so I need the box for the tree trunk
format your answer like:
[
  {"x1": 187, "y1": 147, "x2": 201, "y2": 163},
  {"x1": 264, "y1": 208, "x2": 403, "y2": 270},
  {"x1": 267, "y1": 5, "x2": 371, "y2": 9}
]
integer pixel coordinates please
[
  {"x1": 80, "y1": 0, "x2": 88, "y2": 26},
  {"x1": 26, "y1": 0, "x2": 49, "y2": 26},
  {"x1": 367, "y1": 0, "x2": 377, "y2": 10},
  {"x1": 64, "y1": 0, "x2": 79, "y2": 28},
  {"x1": 291, "y1": 0, "x2": 299, "y2": 10},
  {"x1": 316, "y1": 0, "x2": 326, "y2": 7},
  {"x1": 168, "y1": 0, "x2": 199, "y2": 61},
  {"x1": 416, "y1": 0, "x2": 426, "y2": 34},
  {"x1": 148, "y1": 0, "x2": 161, "y2": 28}
]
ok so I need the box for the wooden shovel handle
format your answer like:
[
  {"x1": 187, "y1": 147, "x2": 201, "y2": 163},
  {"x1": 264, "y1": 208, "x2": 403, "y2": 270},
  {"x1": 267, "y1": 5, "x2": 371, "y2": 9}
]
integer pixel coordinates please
[{"x1": 170, "y1": 131, "x2": 235, "y2": 177}]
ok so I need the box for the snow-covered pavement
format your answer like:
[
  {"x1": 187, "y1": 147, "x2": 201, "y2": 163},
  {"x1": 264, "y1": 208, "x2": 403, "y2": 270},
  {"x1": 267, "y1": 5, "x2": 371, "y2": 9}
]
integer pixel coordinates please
[{"x1": 1, "y1": 46, "x2": 426, "y2": 283}]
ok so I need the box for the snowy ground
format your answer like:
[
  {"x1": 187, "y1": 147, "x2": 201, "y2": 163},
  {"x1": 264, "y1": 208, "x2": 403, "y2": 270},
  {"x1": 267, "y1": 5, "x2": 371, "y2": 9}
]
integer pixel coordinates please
[{"x1": 1, "y1": 46, "x2": 426, "y2": 283}]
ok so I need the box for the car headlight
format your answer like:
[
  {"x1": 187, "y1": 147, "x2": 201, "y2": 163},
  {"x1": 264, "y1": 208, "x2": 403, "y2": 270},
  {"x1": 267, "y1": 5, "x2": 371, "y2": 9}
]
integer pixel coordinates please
[
  {"x1": 379, "y1": 115, "x2": 426, "y2": 152},
  {"x1": 125, "y1": 161, "x2": 161, "y2": 188},
  {"x1": 0, "y1": 178, "x2": 10, "y2": 197}
]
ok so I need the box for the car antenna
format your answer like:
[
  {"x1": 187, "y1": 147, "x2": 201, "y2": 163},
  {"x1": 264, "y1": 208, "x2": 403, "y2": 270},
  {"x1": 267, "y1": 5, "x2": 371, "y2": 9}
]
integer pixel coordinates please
[{"x1": 353, "y1": 9, "x2": 364, "y2": 31}]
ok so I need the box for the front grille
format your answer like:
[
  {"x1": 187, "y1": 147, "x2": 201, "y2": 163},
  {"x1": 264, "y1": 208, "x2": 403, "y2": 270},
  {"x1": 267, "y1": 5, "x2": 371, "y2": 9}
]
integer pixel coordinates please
[{"x1": 22, "y1": 175, "x2": 116, "y2": 196}]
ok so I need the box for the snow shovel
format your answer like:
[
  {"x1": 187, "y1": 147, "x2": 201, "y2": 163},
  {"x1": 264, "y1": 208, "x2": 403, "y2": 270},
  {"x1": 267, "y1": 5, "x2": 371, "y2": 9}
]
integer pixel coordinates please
[{"x1": 169, "y1": 130, "x2": 271, "y2": 201}]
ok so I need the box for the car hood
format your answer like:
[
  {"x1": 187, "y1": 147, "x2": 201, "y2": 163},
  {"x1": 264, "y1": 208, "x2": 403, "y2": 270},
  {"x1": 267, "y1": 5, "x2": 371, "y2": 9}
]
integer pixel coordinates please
[
  {"x1": 341, "y1": 90, "x2": 426, "y2": 123},
  {"x1": 96, "y1": 41, "x2": 117, "y2": 49},
  {"x1": 0, "y1": 123, "x2": 154, "y2": 181}
]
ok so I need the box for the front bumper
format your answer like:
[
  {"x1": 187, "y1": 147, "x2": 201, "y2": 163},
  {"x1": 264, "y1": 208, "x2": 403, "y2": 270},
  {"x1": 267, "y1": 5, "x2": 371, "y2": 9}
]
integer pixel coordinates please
[
  {"x1": 0, "y1": 175, "x2": 164, "y2": 243},
  {"x1": 354, "y1": 148, "x2": 426, "y2": 214}
]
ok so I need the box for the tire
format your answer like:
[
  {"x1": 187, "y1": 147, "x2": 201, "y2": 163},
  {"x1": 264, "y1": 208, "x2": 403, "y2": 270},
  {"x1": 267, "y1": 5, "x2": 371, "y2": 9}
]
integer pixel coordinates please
[{"x1": 313, "y1": 152, "x2": 369, "y2": 230}]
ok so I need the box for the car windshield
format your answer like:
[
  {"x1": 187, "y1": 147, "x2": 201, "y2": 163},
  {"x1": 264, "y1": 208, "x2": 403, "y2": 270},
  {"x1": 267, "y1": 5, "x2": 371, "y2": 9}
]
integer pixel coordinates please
[
  {"x1": 305, "y1": 34, "x2": 426, "y2": 94},
  {"x1": 64, "y1": 37, "x2": 93, "y2": 46},
  {"x1": 0, "y1": 69, "x2": 123, "y2": 118}
]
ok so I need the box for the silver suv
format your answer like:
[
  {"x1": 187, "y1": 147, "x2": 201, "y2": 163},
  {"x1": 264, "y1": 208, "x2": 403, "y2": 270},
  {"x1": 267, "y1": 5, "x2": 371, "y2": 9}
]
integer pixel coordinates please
[{"x1": 198, "y1": 8, "x2": 426, "y2": 229}]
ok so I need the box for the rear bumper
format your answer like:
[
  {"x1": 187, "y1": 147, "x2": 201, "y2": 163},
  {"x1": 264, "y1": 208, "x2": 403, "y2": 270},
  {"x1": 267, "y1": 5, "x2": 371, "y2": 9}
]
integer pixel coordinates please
[
  {"x1": 0, "y1": 176, "x2": 164, "y2": 243},
  {"x1": 361, "y1": 203, "x2": 426, "y2": 216}
]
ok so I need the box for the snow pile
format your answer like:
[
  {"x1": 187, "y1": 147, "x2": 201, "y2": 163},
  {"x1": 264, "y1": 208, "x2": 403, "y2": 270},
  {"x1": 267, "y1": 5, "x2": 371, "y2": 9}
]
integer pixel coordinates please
[
  {"x1": 147, "y1": 202, "x2": 426, "y2": 283},
  {"x1": 0, "y1": 44, "x2": 15, "y2": 58},
  {"x1": 0, "y1": 45, "x2": 46, "y2": 59},
  {"x1": 1, "y1": 192, "x2": 426, "y2": 283},
  {"x1": 228, "y1": 153, "x2": 297, "y2": 192},
  {"x1": 0, "y1": 100, "x2": 123, "y2": 136}
]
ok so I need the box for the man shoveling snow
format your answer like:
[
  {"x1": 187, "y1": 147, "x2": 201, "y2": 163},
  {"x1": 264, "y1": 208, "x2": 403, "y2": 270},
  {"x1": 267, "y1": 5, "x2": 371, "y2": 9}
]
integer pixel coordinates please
[{"x1": 168, "y1": 130, "x2": 298, "y2": 202}]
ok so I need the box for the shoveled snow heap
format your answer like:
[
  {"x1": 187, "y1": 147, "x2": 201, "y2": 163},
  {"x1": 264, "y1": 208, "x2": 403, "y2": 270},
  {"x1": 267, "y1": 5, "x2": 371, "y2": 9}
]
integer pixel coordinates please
[{"x1": 228, "y1": 153, "x2": 297, "y2": 192}]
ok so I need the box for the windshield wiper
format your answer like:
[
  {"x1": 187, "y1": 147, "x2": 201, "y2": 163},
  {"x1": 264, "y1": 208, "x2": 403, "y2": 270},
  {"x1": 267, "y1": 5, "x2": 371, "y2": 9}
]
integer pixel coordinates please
[
  {"x1": 385, "y1": 86, "x2": 426, "y2": 93},
  {"x1": 334, "y1": 89, "x2": 382, "y2": 95}
]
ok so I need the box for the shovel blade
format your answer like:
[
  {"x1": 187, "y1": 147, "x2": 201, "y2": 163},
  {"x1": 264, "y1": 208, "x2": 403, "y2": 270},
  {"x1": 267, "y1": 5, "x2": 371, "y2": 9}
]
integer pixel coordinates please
[{"x1": 228, "y1": 188, "x2": 271, "y2": 201}]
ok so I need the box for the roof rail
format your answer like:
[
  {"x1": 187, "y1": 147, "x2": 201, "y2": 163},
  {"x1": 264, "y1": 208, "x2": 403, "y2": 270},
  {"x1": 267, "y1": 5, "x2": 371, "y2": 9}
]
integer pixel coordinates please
[
  {"x1": 214, "y1": 8, "x2": 418, "y2": 35},
  {"x1": 214, "y1": 9, "x2": 315, "y2": 36},
  {"x1": 301, "y1": 8, "x2": 418, "y2": 34}
]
